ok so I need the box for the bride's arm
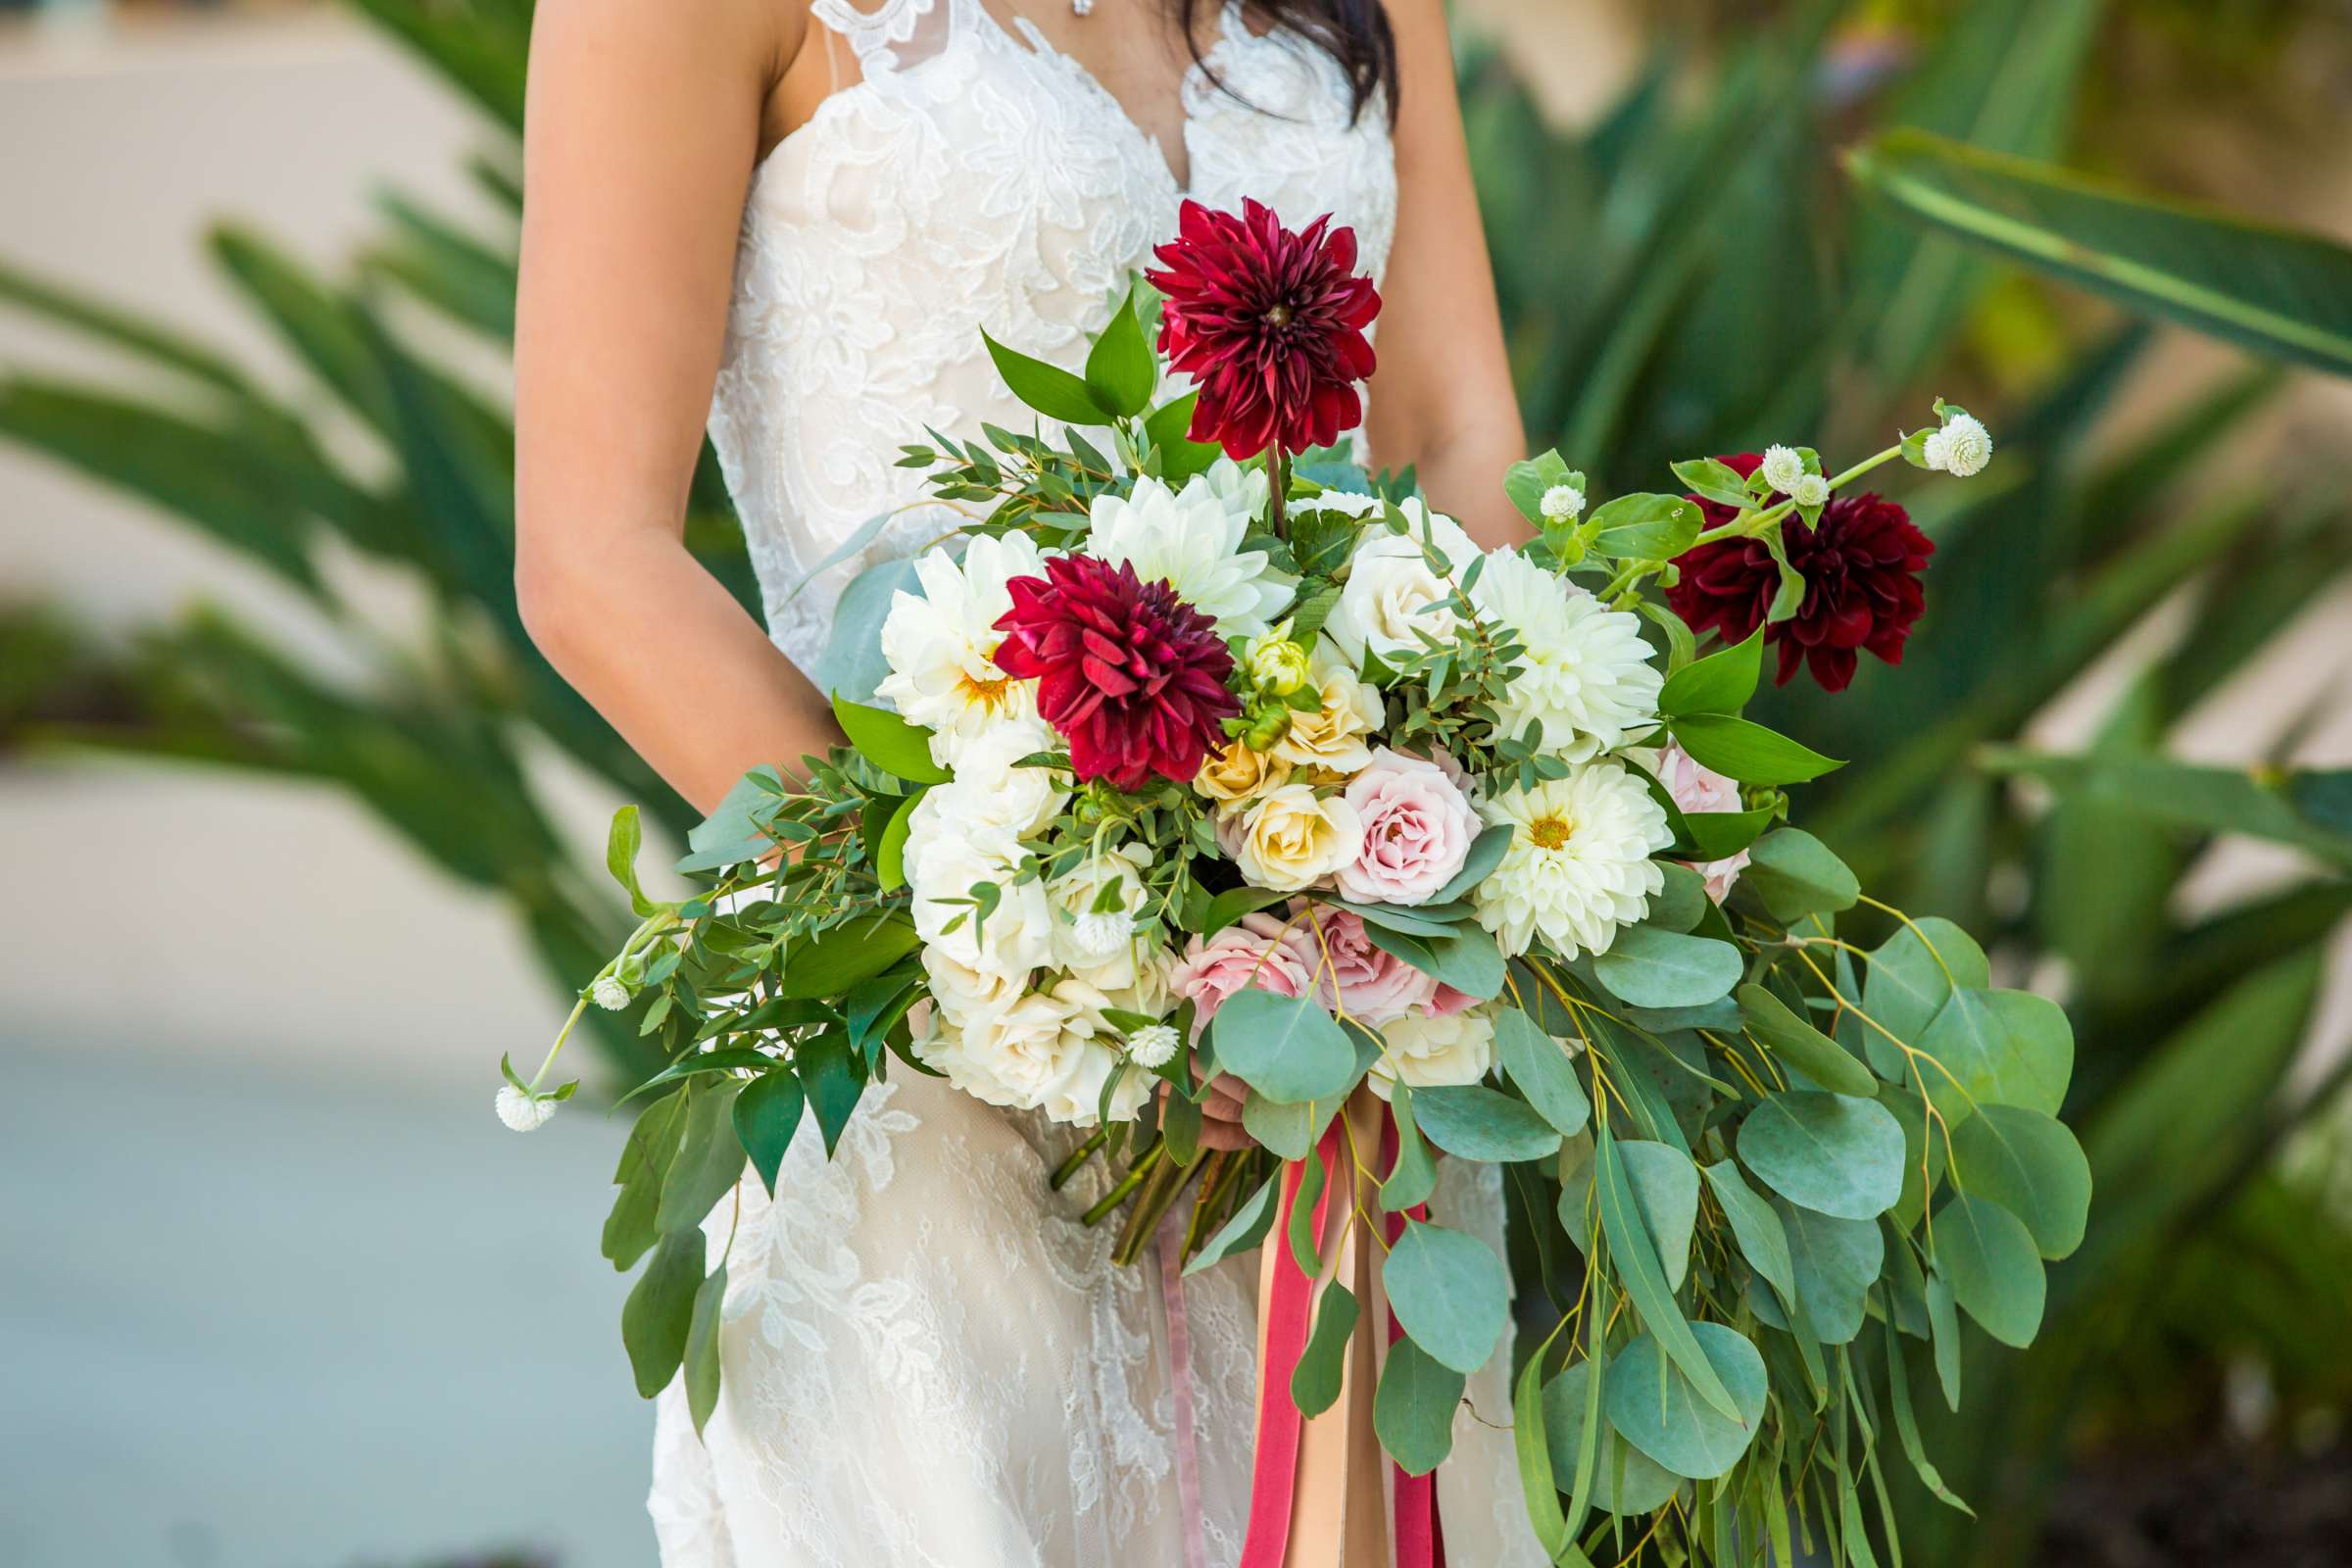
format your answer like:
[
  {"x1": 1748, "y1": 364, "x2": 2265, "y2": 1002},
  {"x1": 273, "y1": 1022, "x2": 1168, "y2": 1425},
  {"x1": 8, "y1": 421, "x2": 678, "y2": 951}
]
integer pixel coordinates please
[
  {"x1": 1363, "y1": 0, "x2": 1528, "y2": 550},
  {"x1": 514, "y1": 0, "x2": 832, "y2": 814}
]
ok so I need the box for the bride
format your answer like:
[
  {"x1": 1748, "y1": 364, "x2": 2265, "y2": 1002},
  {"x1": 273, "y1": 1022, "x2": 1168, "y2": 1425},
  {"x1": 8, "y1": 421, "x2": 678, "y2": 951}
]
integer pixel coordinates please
[{"x1": 514, "y1": 0, "x2": 1534, "y2": 1561}]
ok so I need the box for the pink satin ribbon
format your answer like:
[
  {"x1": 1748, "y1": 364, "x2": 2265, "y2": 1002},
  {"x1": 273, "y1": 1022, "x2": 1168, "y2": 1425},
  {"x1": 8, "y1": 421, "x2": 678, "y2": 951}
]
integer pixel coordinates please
[{"x1": 1234, "y1": 1107, "x2": 1444, "y2": 1568}]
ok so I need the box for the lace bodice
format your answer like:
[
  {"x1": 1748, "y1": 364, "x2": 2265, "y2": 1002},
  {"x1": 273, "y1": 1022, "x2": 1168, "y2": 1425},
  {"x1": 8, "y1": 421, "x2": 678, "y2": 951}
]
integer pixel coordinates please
[
  {"x1": 708, "y1": 0, "x2": 1397, "y2": 673},
  {"x1": 661, "y1": 7, "x2": 1541, "y2": 1564}
]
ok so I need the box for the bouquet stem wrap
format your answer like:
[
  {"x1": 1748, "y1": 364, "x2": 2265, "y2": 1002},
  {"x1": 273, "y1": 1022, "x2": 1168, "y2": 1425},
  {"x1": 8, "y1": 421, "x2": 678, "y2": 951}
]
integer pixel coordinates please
[{"x1": 1243, "y1": 1091, "x2": 1440, "y2": 1568}]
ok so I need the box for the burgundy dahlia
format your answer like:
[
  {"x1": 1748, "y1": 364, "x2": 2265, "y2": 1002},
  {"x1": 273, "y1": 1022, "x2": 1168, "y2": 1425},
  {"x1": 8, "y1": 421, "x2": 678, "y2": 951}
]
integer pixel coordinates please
[
  {"x1": 993, "y1": 555, "x2": 1242, "y2": 792},
  {"x1": 1146, "y1": 198, "x2": 1381, "y2": 459},
  {"x1": 1668, "y1": 454, "x2": 1936, "y2": 694}
]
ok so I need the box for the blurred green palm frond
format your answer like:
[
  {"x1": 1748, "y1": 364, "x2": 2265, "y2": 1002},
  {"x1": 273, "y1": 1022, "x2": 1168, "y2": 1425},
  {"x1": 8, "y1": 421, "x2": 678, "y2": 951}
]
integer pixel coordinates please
[{"x1": 0, "y1": 3, "x2": 2348, "y2": 1560}]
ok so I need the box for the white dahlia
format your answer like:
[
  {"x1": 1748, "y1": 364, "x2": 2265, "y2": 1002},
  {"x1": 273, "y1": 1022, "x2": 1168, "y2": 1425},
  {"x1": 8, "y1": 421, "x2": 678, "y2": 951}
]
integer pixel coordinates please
[
  {"x1": 1322, "y1": 496, "x2": 1482, "y2": 669},
  {"x1": 1475, "y1": 761, "x2": 1673, "y2": 960},
  {"x1": 1084, "y1": 466, "x2": 1292, "y2": 639},
  {"x1": 1365, "y1": 1007, "x2": 1497, "y2": 1100},
  {"x1": 875, "y1": 533, "x2": 1047, "y2": 767},
  {"x1": 1468, "y1": 549, "x2": 1662, "y2": 760}
]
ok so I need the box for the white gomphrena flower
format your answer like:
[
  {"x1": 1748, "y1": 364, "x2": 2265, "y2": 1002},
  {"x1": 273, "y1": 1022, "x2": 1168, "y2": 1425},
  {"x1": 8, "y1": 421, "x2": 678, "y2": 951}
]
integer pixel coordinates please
[
  {"x1": 1789, "y1": 472, "x2": 1830, "y2": 510},
  {"x1": 495, "y1": 1084, "x2": 556, "y2": 1133},
  {"x1": 1927, "y1": 413, "x2": 1993, "y2": 478},
  {"x1": 1127, "y1": 1023, "x2": 1181, "y2": 1071},
  {"x1": 1540, "y1": 483, "x2": 1586, "y2": 523},
  {"x1": 591, "y1": 974, "x2": 630, "y2": 1012},
  {"x1": 1760, "y1": 445, "x2": 1807, "y2": 497}
]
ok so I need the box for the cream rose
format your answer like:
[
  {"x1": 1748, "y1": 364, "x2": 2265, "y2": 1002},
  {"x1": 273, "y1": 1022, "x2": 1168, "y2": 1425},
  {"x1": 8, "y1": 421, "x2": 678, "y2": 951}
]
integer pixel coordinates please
[
  {"x1": 1195, "y1": 737, "x2": 1293, "y2": 810},
  {"x1": 1366, "y1": 1006, "x2": 1498, "y2": 1100},
  {"x1": 1270, "y1": 644, "x2": 1383, "y2": 776},
  {"x1": 1218, "y1": 784, "x2": 1364, "y2": 894},
  {"x1": 1323, "y1": 498, "x2": 1481, "y2": 669}
]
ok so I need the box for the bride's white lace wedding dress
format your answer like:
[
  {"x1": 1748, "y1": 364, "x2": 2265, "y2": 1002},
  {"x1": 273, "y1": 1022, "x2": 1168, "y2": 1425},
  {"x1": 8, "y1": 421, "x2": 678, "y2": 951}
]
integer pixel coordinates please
[{"x1": 648, "y1": 3, "x2": 1543, "y2": 1563}]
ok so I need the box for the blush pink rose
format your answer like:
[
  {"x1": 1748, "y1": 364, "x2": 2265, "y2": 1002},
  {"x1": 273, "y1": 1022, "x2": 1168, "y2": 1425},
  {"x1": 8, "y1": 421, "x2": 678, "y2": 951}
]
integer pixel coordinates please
[
  {"x1": 1169, "y1": 911, "x2": 1320, "y2": 1035},
  {"x1": 1654, "y1": 742, "x2": 1748, "y2": 903},
  {"x1": 1429, "y1": 984, "x2": 1479, "y2": 1017},
  {"x1": 1304, "y1": 908, "x2": 1440, "y2": 1026},
  {"x1": 1335, "y1": 747, "x2": 1482, "y2": 906}
]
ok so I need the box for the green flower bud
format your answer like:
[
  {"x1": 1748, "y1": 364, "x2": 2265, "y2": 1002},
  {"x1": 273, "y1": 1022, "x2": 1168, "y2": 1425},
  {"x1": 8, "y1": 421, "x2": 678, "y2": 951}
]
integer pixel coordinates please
[{"x1": 1244, "y1": 620, "x2": 1311, "y2": 697}]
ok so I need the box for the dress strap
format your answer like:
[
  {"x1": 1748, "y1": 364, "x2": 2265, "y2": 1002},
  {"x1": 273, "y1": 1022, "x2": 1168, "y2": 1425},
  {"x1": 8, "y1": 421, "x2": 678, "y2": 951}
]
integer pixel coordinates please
[{"x1": 808, "y1": 0, "x2": 952, "y2": 75}]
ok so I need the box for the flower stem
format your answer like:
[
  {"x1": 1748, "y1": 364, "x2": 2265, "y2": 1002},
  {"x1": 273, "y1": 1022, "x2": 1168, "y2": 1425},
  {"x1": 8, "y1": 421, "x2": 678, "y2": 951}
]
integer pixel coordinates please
[
  {"x1": 1082, "y1": 1139, "x2": 1165, "y2": 1226},
  {"x1": 1687, "y1": 442, "x2": 1905, "y2": 550},
  {"x1": 1268, "y1": 447, "x2": 1291, "y2": 541}
]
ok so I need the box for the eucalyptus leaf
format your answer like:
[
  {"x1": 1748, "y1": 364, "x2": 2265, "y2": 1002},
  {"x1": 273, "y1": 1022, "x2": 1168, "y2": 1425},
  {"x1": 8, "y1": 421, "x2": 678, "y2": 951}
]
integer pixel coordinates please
[
  {"x1": 1948, "y1": 1104, "x2": 2091, "y2": 1259},
  {"x1": 1374, "y1": 1336, "x2": 1464, "y2": 1477},
  {"x1": 1413, "y1": 1083, "x2": 1563, "y2": 1162},
  {"x1": 1604, "y1": 1323, "x2": 1768, "y2": 1480},
  {"x1": 1592, "y1": 925, "x2": 1742, "y2": 1008},
  {"x1": 1702, "y1": 1159, "x2": 1795, "y2": 1308},
  {"x1": 1596, "y1": 1130, "x2": 1744, "y2": 1420},
  {"x1": 1544, "y1": 1359, "x2": 1683, "y2": 1515},
  {"x1": 1737, "y1": 984, "x2": 1879, "y2": 1098},
  {"x1": 1291, "y1": 1283, "x2": 1361, "y2": 1418},
  {"x1": 1775, "y1": 1197, "x2": 1884, "y2": 1345},
  {"x1": 1186, "y1": 1174, "x2": 1279, "y2": 1276},
  {"x1": 1739, "y1": 1091, "x2": 1906, "y2": 1220},
  {"x1": 1740, "y1": 828, "x2": 1859, "y2": 922},
  {"x1": 1493, "y1": 1007, "x2": 1591, "y2": 1139},
  {"x1": 1384, "y1": 1220, "x2": 1511, "y2": 1375},
  {"x1": 1213, "y1": 988, "x2": 1359, "y2": 1104},
  {"x1": 1933, "y1": 1191, "x2": 2046, "y2": 1348}
]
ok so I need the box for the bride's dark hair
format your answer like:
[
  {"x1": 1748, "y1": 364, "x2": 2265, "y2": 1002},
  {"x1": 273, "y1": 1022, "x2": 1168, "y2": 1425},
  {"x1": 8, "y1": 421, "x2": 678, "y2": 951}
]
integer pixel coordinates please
[{"x1": 1175, "y1": 0, "x2": 1399, "y2": 125}]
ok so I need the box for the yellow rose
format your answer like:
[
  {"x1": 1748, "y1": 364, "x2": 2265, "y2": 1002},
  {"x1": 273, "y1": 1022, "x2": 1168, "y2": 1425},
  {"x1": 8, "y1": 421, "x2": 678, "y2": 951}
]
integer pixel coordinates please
[
  {"x1": 1223, "y1": 783, "x2": 1364, "y2": 893},
  {"x1": 1271, "y1": 645, "x2": 1383, "y2": 775},
  {"x1": 1196, "y1": 738, "x2": 1292, "y2": 808}
]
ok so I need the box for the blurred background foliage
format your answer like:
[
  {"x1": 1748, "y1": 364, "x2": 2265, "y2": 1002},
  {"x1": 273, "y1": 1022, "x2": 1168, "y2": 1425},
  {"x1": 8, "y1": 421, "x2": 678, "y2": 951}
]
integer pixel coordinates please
[{"x1": 2, "y1": 0, "x2": 2349, "y2": 1562}]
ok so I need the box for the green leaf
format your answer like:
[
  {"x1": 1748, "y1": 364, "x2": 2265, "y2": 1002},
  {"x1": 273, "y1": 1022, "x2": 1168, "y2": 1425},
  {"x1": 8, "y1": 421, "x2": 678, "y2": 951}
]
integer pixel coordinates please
[
  {"x1": 1738, "y1": 1091, "x2": 1906, "y2": 1221},
  {"x1": 1201, "y1": 884, "x2": 1292, "y2": 937},
  {"x1": 621, "y1": 1229, "x2": 703, "y2": 1398},
  {"x1": 1384, "y1": 1220, "x2": 1511, "y2": 1375},
  {"x1": 1740, "y1": 828, "x2": 1859, "y2": 922},
  {"x1": 1242, "y1": 1091, "x2": 1335, "y2": 1160},
  {"x1": 605, "y1": 804, "x2": 661, "y2": 916},
  {"x1": 732, "y1": 1069, "x2": 806, "y2": 1198},
  {"x1": 1493, "y1": 1007, "x2": 1591, "y2": 1139},
  {"x1": 1603, "y1": 1324, "x2": 1768, "y2": 1481},
  {"x1": 1947, "y1": 1104, "x2": 2090, "y2": 1259},
  {"x1": 684, "y1": 1262, "x2": 728, "y2": 1433},
  {"x1": 1588, "y1": 492, "x2": 1703, "y2": 560},
  {"x1": 1327, "y1": 898, "x2": 1466, "y2": 940},
  {"x1": 1670, "y1": 714, "x2": 1842, "y2": 786},
  {"x1": 781, "y1": 913, "x2": 922, "y2": 1000},
  {"x1": 602, "y1": 1090, "x2": 688, "y2": 1270},
  {"x1": 1658, "y1": 628, "x2": 1762, "y2": 717},
  {"x1": 830, "y1": 694, "x2": 951, "y2": 784},
  {"x1": 1592, "y1": 926, "x2": 1742, "y2": 1009},
  {"x1": 1737, "y1": 984, "x2": 1878, "y2": 1098},
  {"x1": 1702, "y1": 1159, "x2": 1795, "y2": 1308},
  {"x1": 874, "y1": 788, "x2": 923, "y2": 892},
  {"x1": 1504, "y1": 448, "x2": 1579, "y2": 525},
  {"x1": 1413, "y1": 1084, "x2": 1565, "y2": 1163},
  {"x1": 1213, "y1": 988, "x2": 1360, "y2": 1104},
  {"x1": 1186, "y1": 1174, "x2": 1279, "y2": 1276},
  {"x1": 981, "y1": 328, "x2": 1112, "y2": 424},
  {"x1": 1595, "y1": 1130, "x2": 1743, "y2": 1420},
  {"x1": 1678, "y1": 808, "x2": 1778, "y2": 862},
  {"x1": 1846, "y1": 128, "x2": 2352, "y2": 379},
  {"x1": 1375, "y1": 1336, "x2": 1465, "y2": 1477},
  {"x1": 1863, "y1": 916, "x2": 1991, "y2": 1048},
  {"x1": 1381, "y1": 1085, "x2": 1440, "y2": 1212},
  {"x1": 659, "y1": 1078, "x2": 748, "y2": 1233},
  {"x1": 1510, "y1": 1347, "x2": 1573, "y2": 1560},
  {"x1": 1927, "y1": 1271, "x2": 1964, "y2": 1410},
  {"x1": 1291, "y1": 1283, "x2": 1361, "y2": 1418},
  {"x1": 1429, "y1": 823, "x2": 1516, "y2": 904},
  {"x1": 1544, "y1": 1358, "x2": 1682, "y2": 1516},
  {"x1": 1287, "y1": 1150, "x2": 1328, "y2": 1280},
  {"x1": 1776, "y1": 1199, "x2": 1884, "y2": 1345},
  {"x1": 1908, "y1": 985, "x2": 2075, "y2": 1120},
  {"x1": 1617, "y1": 1140, "x2": 1700, "y2": 1292},
  {"x1": 1884, "y1": 1312, "x2": 1973, "y2": 1515},
  {"x1": 1083, "y1": 285, "x2": 1154, "y2": 417},
  {"x1": 1670, "y1": 458, "x2": 1755, "y2": 512},
  {"x1": 1144, "y1": 392, "x2": 1221, "y2": 480},
  {"x1": 1364, "y1": 921, "x2": 1507, "y2": 1001},
  {"x1": 1933, "y1": 1191, "x2": 2046, "y2": 1347},
  {"x1": 798, "y1": 1028, "x2": 864, "y2": 1157}
]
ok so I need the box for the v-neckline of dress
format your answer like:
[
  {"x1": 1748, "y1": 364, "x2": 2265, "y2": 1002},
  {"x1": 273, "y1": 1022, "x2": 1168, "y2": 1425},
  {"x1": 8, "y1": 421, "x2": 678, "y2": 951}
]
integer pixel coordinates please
[{"x1": 975, "y1": 0, "x2": 1251, "y2": 197}]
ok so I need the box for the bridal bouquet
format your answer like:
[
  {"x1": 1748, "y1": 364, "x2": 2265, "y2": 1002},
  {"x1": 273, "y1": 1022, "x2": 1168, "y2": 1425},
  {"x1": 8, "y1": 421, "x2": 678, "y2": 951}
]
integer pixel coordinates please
[{"x1": 504, "y1": 199, "x2": 2082, "y2": 1567}]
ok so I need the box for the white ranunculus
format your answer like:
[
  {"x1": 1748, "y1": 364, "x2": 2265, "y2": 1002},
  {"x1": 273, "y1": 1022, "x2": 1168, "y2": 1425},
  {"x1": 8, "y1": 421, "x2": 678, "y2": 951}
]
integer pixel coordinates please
[
  {"x1": 875, "y1": 533, "x2": 1047, "y2": 767},
  {"x1": 1468, "y1": 548, "x2": 1662, "y2": 761},
  {"x1": 921, "y1": 942, "x2": 1028, "y2": 1030},
  {"x1": 943, "y1": 714, "x2": 1067, "y2": 837},
  {"x1": 1474, "y1": 761, "x2": 1673, "y2": 960},
  {"x1": 1366, "y1": 1007, "x2": 1498, "y2": 1100},
  {"x1": 1083, "y1": 466, "x2": 1292, "y2": 638},
  {"x1": 907, "y1": 815, "x2": 1054, "y2": 978},
  {"x1": 1322, "y1": 496, "x2": 1482, "y2": 670}
]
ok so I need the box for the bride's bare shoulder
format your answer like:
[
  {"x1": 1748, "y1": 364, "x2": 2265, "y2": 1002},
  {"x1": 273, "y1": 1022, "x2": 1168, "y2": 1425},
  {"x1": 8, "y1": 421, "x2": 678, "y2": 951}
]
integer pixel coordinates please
[{"x1": 527, "y1": 0, "x2": 808, "y2": 102}]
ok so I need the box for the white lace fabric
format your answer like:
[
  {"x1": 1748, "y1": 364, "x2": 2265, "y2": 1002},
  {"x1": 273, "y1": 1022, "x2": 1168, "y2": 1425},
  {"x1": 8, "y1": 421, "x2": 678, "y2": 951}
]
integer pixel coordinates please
[{"x1": 661, "y1": 2, "x2": 1539, "y2": 1562}]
